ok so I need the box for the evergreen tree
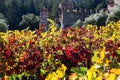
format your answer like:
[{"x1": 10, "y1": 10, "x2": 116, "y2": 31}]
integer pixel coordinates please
[
  {"x1": 0, "y1": 13, "x2": 9, "y2": 32},
  {"x1": 6, "y1": 0, "x2": 20, "y2": 29},
  {"x1": 29, "y1": 0, "x2": 36, "y2": 14},
  {"x1": 0, "y1": 0, "x2": 109, "y2": 30},
  {"x1": 0, "y1": 0, "x2": 6, "y2": 14}
]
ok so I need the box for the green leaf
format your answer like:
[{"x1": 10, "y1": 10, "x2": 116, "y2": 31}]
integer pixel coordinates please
[
  {"x1": 71, "y1": 67, "x2": 87, "y2": 73},
  {"x1": 40, "y1": 69, "x2": 46, "y2": 75},
  {"x1": 79, "y1": 67, "x2": 87, "y2": 72},
  {"x1": 9, "y1": 74, "x2": 17, "y2": 80},
  {"x1": 17, "y1": 74, "x2": 22, "y2": 80},
  {"x1": 71, "y1": 67, "x2": 79, "y2": 73},
  {"x1": 78, "y1": 73, "x2": 84, "y2": 77},
  {"x1": 117, "y1": 47, "x2": 120, "y2": 54}
]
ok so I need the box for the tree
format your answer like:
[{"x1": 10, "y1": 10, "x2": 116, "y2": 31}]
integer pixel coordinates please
[
  {"x1": 95, "y1": 10, "x2": 108, "y2": 26},
  {"x1": 84, "y1": 14, "x2": 97, "y2": 25},
  {"x1": 0, "y1": 13, "x2": 9, "y2": 32},
  {"x1": 0, "y1": 0, "x2": 109, "y2": 30},
  {"x1": 76, "y1": 0, "x2": 107, "y2": 9},
  {"x1": 96, "y1": 1, "x2": 107, "y2": 10},
  {"x1": 6, "y1": 0, "x2": 21, "y2": 30},
  {"x1": 19, "y1": 14, "x2": 40, "y2": 30},
  {"x1": 84, "y1": 10, "x2": 108, "y2": 28},
  {"x1": 106, "y1": 6, "x2": 120, "y2": 24},
  {"x1": 72, "y1": 19, "x2": 83, "y2": 28},
  {"x1": 51, "y1": 0, "x2": 60, "y2": 18},
  {"x1": 0, "y1": 0, "x2": 6, "y2": 14},
  {"x1": 29, "y1": 0, "x2": 36, "y2": 13},
  {"x1": 0, "y1": 13, "x2": 7, "y2": 21},
  {"x1": 0, "y1": 19, "x2": 9, "y2": 32}
]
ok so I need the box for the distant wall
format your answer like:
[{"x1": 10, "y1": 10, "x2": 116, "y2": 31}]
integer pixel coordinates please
[
  {"x1": 59, "y1": 8, "x2": 96, "y2": 28},
  {"x1": 58, "y1": 2, "x2": 99, "y2": 28},
  {"x1": 108, "y1": 0, "x2": 120, "y2": 12},
  {"x1": 39, "y1": 9, "x2": 49, "y2": 26},
  {"x1": 114, "y1": 0, "x2": 120, "y2": 5}
]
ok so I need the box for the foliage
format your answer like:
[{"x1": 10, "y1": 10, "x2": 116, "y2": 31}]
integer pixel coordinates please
[
  {"x1": 19, "y1": 14, "x2": 40, "y2": 30},
  {"x1": 0, "y1": 13, "x2": 9, "y2": 32},
  {"x1": 1, "y1": 0, "x2": 120, "y2": 29},
  {"x1": 0, "y1": 0, "x2": 107, "y2": 29},
  {"x1": 84, "y1": 14, "x2": 97, "y2": 25},
  {"x1": 84, "y1": 10, "x2": 108, "y2": 27},
  {"x1": 0, "y1": 19, "x2": 120, "y2": 79},
  {"x1": 0, "y1": 13, "x2": 7, "y2": 21},
  {"x1": 45, "y1": 64, "x2": 67, "y2": 80},
  {"x1": 96, "y1": 0, "x2": 107, "y2": 10},
  {"x1": 72, "y1": 19, "x2": 83, "y2": 28},
  {"x1": 71, "y1": 67, "x2": 87, "y2": 77},
  {"x1": 0, "y1": 19, "x2": 9, "y2": 32},
  {"x1": 106, "y1": 5, "x2": 120, "y2": 24}
]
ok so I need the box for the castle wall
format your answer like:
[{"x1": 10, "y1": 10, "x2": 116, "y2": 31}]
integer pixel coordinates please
[
  {"x1": 60, "y1": 9, "x2": 96, "y2": 28},
  {"x1": 39, "y1": 9, "x2": 49, "y2": 26},
  {"x1": 63, "y1": 11, "x2": 79, "y2": 27},
  {"x1": 114, "y1": 0, "x2": 120, "y2": 5},
  {"x1": 108, "y1": 0, "x2": 120, "y2": 12},
  {"x1": 58, "y1": 2, "x2": 98, "y2": 28}
]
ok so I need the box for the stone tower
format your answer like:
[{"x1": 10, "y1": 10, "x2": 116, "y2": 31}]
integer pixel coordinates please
[
  {"x1": 59, "y1": 2, "x2": 74, "y2": 29},
  {"x1": 59, "y1": 2, "x2": 96, "y2": 29},
  {"x1": 114, "y1": 0, "x2": 120, "y2": 5},
  {"x1": 107, "y1": 0, "x2": 120, "y2": 12},
  {"x1": 39, "y1": 8, "x2": 49, "y2": 26}
]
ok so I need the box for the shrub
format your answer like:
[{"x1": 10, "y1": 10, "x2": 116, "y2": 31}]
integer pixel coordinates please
[
  {"x1": 0, "y1": 19, "x2": 8, "y2": 32},
  {"x1": 0, "y1": 19, "x2": 120, "y2": 79},
  {"x1": 84, "y1": 10, "x2": 107, "y2": 28},
  {"x1": 19, "y1": 13, "x2": 40, "y2": 30},
  {"x1": 106, "y1": 6, "x2": 120, "y2": 24}
]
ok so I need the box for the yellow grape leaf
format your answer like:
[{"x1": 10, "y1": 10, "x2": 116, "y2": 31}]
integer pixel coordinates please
[
  {"x1": 87, "y1": 70, "x2": 93, "y2": 80},
  {"x1": 92, "y1": 54, "x2": 99, "y2": 63},
  {"x1": 100, "y1": 49, "x2": 105, "y2": 59},
  {"x1": 107, "y1": 73, "x2": 116, "y2": 80},
  {"x1": 95, "y1": 76, "x2": 102, "y2": 80}
]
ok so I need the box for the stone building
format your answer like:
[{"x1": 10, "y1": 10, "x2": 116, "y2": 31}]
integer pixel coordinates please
[
  {"x1": 114, "y1": 0, "x2": 120, "y2": 5},
  {"x1": 58, "y1": 2, "x2": 97, "y2": 28},
  {"x1": 39, "y1": 8, "x2": 49, "y2": 26},
  {"x1": 39, "y1": 0, "x2": 120, "y2": 28},
  {"x1": 107, "y1": 0, "x2": 120, "y2": 12}
]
